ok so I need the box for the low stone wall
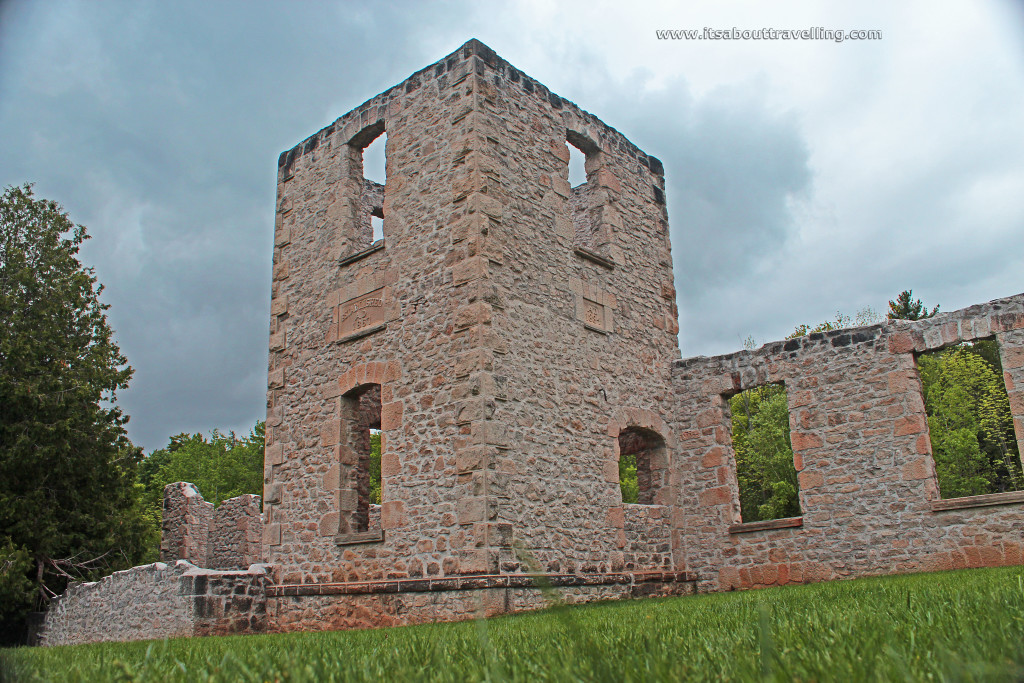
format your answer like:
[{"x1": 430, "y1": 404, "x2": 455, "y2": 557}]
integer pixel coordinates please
[
  {"x1": 39, "y1": 561, "x2": 269, "y2": 647},
  {"x1": 670, "y1": 293, "x2": 1024, "y2": 592}
]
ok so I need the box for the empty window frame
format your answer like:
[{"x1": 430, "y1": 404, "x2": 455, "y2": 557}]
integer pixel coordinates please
[
  {"x1": 346, "y1": 122, "x2": 387, "y2": 254},
  {"x1": 618, "y1": 427, "x2": 668, "y2": 505},
  {"x1": 564, "y1": 131, "x2": 608, "y2": 252},
  {"x1": 339, "y1": 383, "x2": 382, "y2": 535},
  {"x1": 727, "y1": 383, "x2": 801, "y2": 523},
  {"x1": 916, "y1": 338, "x2": 1023, "y2": 499}
]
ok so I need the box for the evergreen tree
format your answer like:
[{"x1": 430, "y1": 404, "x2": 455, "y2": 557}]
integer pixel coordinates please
[
  {"x1": 888, "y1": 289, "x2": 939, "y2": 320},
  {"x1": 0, "y1": 185, "x2": 153, "y2": 643}
]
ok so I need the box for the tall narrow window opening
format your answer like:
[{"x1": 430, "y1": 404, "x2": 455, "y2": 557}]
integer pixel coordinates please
[
  {"x1": 339, "y1": 383, "x2": 382, "y2": 535},
  {"x1": 916, "y1": 339, "x2": 1023, "y2": 499},
  {"x1": 346, "y1": 122, "x2": 386, "y2": 254},
  {"x1": 727, "y1": 383, "x2": 801, "y2": 523}
]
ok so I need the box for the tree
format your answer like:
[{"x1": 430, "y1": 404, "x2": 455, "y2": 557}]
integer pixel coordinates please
[
  {"x1": 137, "y1": 421, "x2": 266, "y2": 547},
  {"x1": 369, "y1": 431, "x2": 382, "y2": 504},
  {"x1": 918, "y1": 343, "x2": 1022, "y2": 497},
  {"x1": 787, "y1": 307, "x2": 881, "y2": 339},
  {"x1": 888, "y1": 289, "x2": 939, "y2": 321},
  {"x1": 0, "y1": 185, "x2": 154, "y2": 643}
]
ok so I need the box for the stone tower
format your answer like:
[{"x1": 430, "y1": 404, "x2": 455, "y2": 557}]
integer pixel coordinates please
[{"x1": 263, "y1": 39, "x2": 691, "y2": 628}]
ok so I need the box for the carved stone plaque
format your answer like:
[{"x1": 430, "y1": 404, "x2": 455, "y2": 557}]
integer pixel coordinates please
[
  {"x1": 583, "y1": 297, "x2": 603, "y2": 329},
  {"x1": 339, "y1": 288, "x2": 385, "y2": 338}
]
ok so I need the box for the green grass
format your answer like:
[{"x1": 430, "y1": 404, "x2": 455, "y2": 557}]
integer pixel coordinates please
[{"x1": 5, "y1": 566, "x2": 1024, "y2": 682}]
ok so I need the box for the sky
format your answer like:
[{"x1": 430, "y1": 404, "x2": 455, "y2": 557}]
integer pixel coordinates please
[{"x1": 1, "y1": 0, "x2": 1022, "y2": 452}]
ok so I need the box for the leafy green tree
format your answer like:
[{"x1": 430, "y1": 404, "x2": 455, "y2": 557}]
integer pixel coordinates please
[
  {"x1": 888, "y1": 289, "x2": 939, "y2": 320},
  {"x1": 0, "y1": 184, "x2": 154, "y2": 643},
  {"x1": 729, "y1": 384, "x2": 800, "y2": 521},
  {"x1": 619, "y1": 452, "x2": 639, "y2": 504},
  {"x1": 369, "y1": 431, "x2": 382, "y2": 504},
  {"x1": 136, "y1": 420, "x2": 265, "y2": 557},
  {"x1": 918, "y1": 344, "x2": 1022, "y2": 497}
]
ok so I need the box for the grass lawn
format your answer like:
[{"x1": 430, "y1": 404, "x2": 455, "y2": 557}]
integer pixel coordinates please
[{"x1": 4, "y1": 565, "x2": 1024, "y2": 682}]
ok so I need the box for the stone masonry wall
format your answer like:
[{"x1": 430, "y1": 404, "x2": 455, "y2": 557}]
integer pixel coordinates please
[
  {"x1": 208, "y1": 494, "x2": 264, "y2": 570},
  {"x1": 453, "y1": 42, "x2": 680, "y2": 576},
  {"x1": 161, "y1": 482, "x2": 263, "y2": 570},
  {"x1": 38, "y1": 561, "x2": 269, "y2": 646},
  {"x1": 161, "y1": 482, "x2": 212, "y2": 566},
  {"x1": 670, "y1": 293, "x2": 1024, "y2": 592}
]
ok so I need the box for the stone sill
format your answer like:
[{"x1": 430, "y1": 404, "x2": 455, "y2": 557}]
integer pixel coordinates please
[
  {"x1": 574, "y1": 247, "x2": 615, "y2": 270},
  {"x1": 266, "y1": 570, "x2": 697, "y2": 598},
  {"x1": 334, "y1": 529, "x2": 384, "y2": 546},
  {"x1": 337, "y1": 323, "x2": 386, "y2": 344},
  {"x1": 930, "y1": 490, "x2": 1024, "y2": 512},
  {"x1": 583, "y1": 323, "x2": 608, "y2": 335},
  {"x1": 728, "y1": 516, "x2": 803, "y2": 535},
  {"x1": 338, "y1": 240, "x2": 385, "y2": 267}
]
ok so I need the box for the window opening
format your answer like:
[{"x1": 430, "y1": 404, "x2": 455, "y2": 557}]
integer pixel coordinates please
[
  {"x1": 345, "y1": 122, "x2": 386, "y2": 255},
  {"x1": 618, "y1": 427, "x2": 667, "y2": 505},
  {"x1": 369, "y1": 428, "x2": 382, "y2": 504},
  {"x1": 340, "y1": 383, "x2": 382, "y2": 534},
  {"x1": 362, "y1": 132, "x2": 386, "y2": 185},
  {"x1": 567, "y1": 141, "x2": 586, "y2": 188},
  {"x1": 917, "y1": 339, "x2": 1022, "y2": 498},
  {"x1": 728, "y1": 383, "x2": 801, "y2": 522}
]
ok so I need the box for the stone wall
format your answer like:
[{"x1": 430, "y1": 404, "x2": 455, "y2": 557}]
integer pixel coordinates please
[
  {"x1": 259, "y1": 38, "x2": 1024, "y2": 633},
  {"x1": 265, "y1": 572, "x2": 694, "y2": 632},
  {"x1": 209, "y1": 494, "x2": 264, "y2": 570},
  {"x1": 161, "y1": 483, "x2": 264, "y2": 570},
  {"x1": 669, "y1": 294, "x2": 1024, "y2": 592},
  {"x1": 161, "y1": 482, "x2": 212, "y2": 566},
  {"x1": 38, "y1": 561, "x2": 269, "y2": 646}
]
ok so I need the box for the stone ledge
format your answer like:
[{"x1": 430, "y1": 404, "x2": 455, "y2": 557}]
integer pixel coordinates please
[
  {"x1": 930, "y1": 490, "x2": 1024, "y2": 512},
  {"x1": 728, "y1": 516, "x2": 804, "y2": 534},
  {"x1": 583, "y1": 323, "x2": 608, "y2": 335},
  {"x1": 337, "y1": 323, "x2": 387, "y2": 344},
  {"x1": 338, "y1": 240, "x2": 385, "y2": 267},
  {"x1": 266, "y1": 570, "x2": 697, "y2": 598},
  {"x1": 335, "y1": 529, "x2": 384, "y2": 545},
  {"x1": 574, "y1": 247, "x2": 615, "y2": 270}
]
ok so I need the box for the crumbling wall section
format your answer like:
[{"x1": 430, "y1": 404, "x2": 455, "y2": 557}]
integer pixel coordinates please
[
  {"x1": 161, "y1": 483, "x2": 263, "y2": 570},
  {"x1": 161, "y1": 482, "x2": 213, "y2": 566},
  {"x1": 670, "y1": 293, "x2": 1024, "y2": 593},
  {"x1": 208, "y1": 494, "x2": 264, "y2": 570}
]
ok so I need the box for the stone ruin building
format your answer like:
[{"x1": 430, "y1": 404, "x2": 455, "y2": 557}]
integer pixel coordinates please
[{"x1": 38, "y1": 39, "x2": 1024, "y2": 645}]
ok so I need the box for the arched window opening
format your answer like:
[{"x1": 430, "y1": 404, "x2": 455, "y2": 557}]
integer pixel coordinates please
[{"x1": 618, "y1": 427, "x2": 667, "y2": 505}]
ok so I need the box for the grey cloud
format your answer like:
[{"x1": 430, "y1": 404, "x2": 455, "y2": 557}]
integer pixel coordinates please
[{"x1": 0, "y1": 0, "x2": 477, "y2": 450}]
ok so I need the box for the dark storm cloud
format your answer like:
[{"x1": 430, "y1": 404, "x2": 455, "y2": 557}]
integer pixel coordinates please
[
  {"x1": 0, "y1": 0, "x2": 471, "y2": 450},
  {"x1": 580, "y1": 79, "x2": 812, "y2": 356}
]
